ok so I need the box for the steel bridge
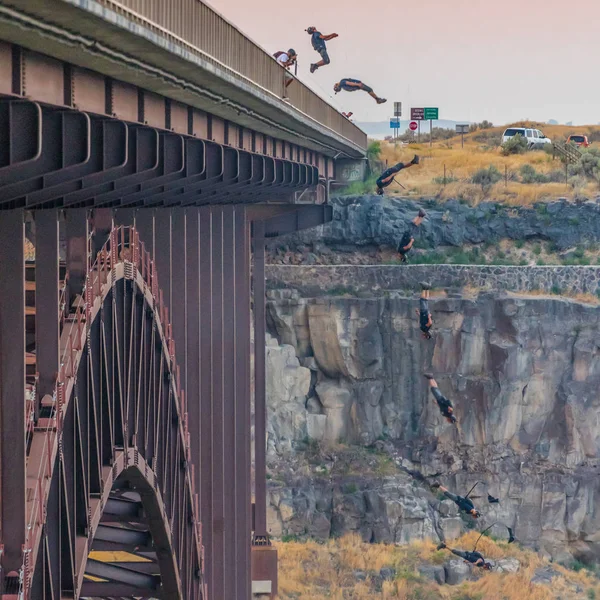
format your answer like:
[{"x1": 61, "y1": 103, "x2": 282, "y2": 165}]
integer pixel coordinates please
[{"x1": 0, "y1": 1, "x2": 367, "y2": 599}]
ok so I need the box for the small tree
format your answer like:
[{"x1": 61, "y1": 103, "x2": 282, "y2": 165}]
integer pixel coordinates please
[
  {"x1": 501, "y1": 134, "x2": 528, "y2": 155},
  {"x1": 472, "y1": 165, "x2": 502, "y2": 195},
  {"x1": 367, "y1": 140, "x2": 381, "y2": 162}
]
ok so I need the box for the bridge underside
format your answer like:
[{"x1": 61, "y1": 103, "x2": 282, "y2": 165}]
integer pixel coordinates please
[{"x1": 0, "y1": 101, "x2": 330, "y2": 599}]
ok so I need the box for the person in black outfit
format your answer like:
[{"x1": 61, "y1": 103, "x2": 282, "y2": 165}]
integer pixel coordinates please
[
  {"x1": 424, "y1": 374, "x2": 456, "y2": 423},
  {"x1": 306, "y1": 27, "x2": 338, "y2": 73},
  {"x1": 333, "y1": 78, "x2": 387, "y2": 104},
  {"x1": 436, "y1": 543, "x2": 492, "y2": 570},
  {"x1": 431, "y1": 482, "x2": 480, "y2": 517},
  {"x1": 376, "y1": 156, "x2": 420, "y2": 195},
  {"x1": 396, "y1": 208, "x2": 426, "y2": 262},
  {"x1": 416, "y1": 282, "x2": 433, "y2": 340}
]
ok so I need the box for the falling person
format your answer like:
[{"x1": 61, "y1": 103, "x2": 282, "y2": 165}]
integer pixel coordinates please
[
  {"x1": 436, "y1": 542, "x2": 493, "y2": 570},
  {"x1": 416, "y1": 282, "x2": 433, "y2": 340},
  {"x1": 376, "y1": 155, "x2": 420, "y2": 195},
  {"x1": 431, "y1": 481, "x2": 480, "y2": 516},
  {"x1": 333, "y1": 79, "x2": 387, "y2": 104},
  {"x1": 425, "y1": 376, "x2": 460, "y2": 426},
  {"x1": 396, "y1": 208, "x2": 426, "y2": 262},
  {"x1": 306, "y1": 27, "x2": 338, "y2": 73}
]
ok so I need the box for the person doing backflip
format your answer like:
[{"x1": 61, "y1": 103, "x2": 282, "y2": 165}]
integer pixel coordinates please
[
  {"x1": 416, "y1": 282, "x2": 433, "y2": 340},
  {"x1": 436, "y1": 543, "x2": 492, "y2": 570},
  {"x1": 424, "y1": 374, "x2": 456, "y2": 424},
  {"x1": 333, "y1": 79, "x2": 387, "y2": 104},
  {"x1": 306, "y1": 27, "x2": 338, "y2": 73},
  {"x1": 376, "y1": 156, "x2": 420, "y2": 195},
  {"x1": 396, "y1": 209, "x2": 426, "y2": 262},
  {"x1": 431, "y1": 482, "x2": 480, "y2": 517}
]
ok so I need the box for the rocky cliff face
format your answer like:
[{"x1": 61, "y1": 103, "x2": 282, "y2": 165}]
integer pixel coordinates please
[
  {"x1": 265, "y1": 289, "x2": 600, "y2": 565},
  {"x1": 265, "y1": 196, "x2": 600, "y2": 258}
]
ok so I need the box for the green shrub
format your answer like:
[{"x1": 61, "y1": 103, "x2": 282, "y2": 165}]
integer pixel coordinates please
[
  {"x1": 572, "y1": 560, "x2": 587, "y2": 572},
  {"x1": 367, "y1": 140, "x2": 382, "y2": 162},
  {"x1": 338, "y1": 175, "x2": 378, "y2": 196},
  {"x1": 281, "y1": 534, "x2": 301, "y2": 543},
  {"x1": 501, "y1": 134, "x2": 528, "y2": 155},
  {"x1": 536, "y1": 203, "x2": 548, "y2": 215},
  {"x1": 547, "y1": 169, "x2": 566, "y2": 183},
  {"x1": 587, "y1": 588, "x2": 596, "y2": 600},
  {"x1": 574, "y1": 246, "x2": 585, "y2": 258},
  {"x1": 472, "y1": 165, "x2": 502, "y2": 193},
  {"x1": 520, "y1": 164, "x2": 549, "y2": 184},
  {"x1": 533, "y1": 244, "x2": 542, "y2": 255},
  {"x1": 411, "y1": 252, "x2": 449, "y2": 265},
  {"x1": 344, "y1": 483, "x2": 358, "y2": 494},
  {"x1": 537, "y1": 259, "x2": 546, "y2": 266},
  {"x1": 497, "y1": 250, "x2": 506, "y2": 259},
  {"x1": 433, "y1": 175, "x2": 459, "y2": 185},
  {"x1": 551, "y1": 285, "x2": 563, "y2": 296},
  {"x1": 515, "y1": 239, "x2": 524, "y2": 249},
  {"x1": 326, "y1": 286, "x2": 356, "y2": 296}
]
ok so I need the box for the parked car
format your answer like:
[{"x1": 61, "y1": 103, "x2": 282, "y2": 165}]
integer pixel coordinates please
[
  {"x1": 502, "y1": 127, "x2": 552, "y2": 149},
  {"x1": 566, "y1": 134, "x2": 590, "y2": 147}
]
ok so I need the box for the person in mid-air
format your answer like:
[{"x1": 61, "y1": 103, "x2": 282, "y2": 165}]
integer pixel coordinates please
[
  {"x1": 376, "y1": 156, "x2": 420, "y2": 195},
  {"x1": 424, "y1": 374, "x2": 456, "y2": 424},
  {"x1": 436, "y1": 542, "x2": 493, "y2": 570},
  {"x1": 274, "y1": 49, "x2": 298, "y2": 89},
  {"x1": 396, "y1": 208, "x2": 426, "y2": 262},
  {"x1": 416, "y1": 282, "x2": 433, "y2": 339},
  {"x1": 431, "y1": 481, "x2": 480, "y2": 516},
  {"x1": 333, "y1": 79, "x2": 387, "y2": 104},
  {"x1": 306, "y1": 27, "x2": 338, "y2": 73}
]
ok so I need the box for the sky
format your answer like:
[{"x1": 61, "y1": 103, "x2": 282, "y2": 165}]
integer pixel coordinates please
[{"x1": 210, "y1": 0, "x2": 600, "y2": 126}]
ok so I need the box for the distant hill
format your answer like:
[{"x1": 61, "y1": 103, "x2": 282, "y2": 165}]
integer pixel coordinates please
[{"x1": 355, "y1": 119, "x2": 470, "y2": 138}]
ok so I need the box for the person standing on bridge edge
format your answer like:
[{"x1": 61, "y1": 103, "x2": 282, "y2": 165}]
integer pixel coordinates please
[
  {"x1": 376, "y1": 155, "x2": 420, "y2": 195},
  {"x1": 333, "y1": 79, "x2": 387, "y2": 104},
  {"x1": 306, "y1": 27, "x2": 338, "y2": 73}
]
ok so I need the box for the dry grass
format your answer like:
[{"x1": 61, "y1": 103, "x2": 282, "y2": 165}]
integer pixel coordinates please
[
  {"x1": 377, "y1": 122, "x2": 600, "y2": 205},
  {"x1": 277, "y1": 532, "x2": 600, "y2": 600}
]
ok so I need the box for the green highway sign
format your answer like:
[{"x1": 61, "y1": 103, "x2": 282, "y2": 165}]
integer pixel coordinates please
[{"x1": 424, "y1": 107, "x2": 439, "y2": 120}]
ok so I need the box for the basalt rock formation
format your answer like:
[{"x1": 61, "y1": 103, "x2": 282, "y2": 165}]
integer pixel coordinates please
[
  {"x1": 264, "y1": 289, "x2": 600, "y2": 565},
  {"x1": 265, "y1": 196, "x2": 600, "y2": 258}
]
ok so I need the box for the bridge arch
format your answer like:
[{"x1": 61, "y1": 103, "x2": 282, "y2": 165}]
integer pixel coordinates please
[{"x1": 24, "y1": 227, "x2": 205, "y2": 599}]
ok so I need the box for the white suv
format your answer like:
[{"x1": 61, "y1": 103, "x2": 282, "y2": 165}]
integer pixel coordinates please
[{"x1": 502, "y1": 127, "x2": 552, "y2": 149}]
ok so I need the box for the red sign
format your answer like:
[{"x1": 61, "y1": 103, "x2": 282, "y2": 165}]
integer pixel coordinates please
[{"x1": 409, "y1": 121, "x2": 418, "y2": 131}]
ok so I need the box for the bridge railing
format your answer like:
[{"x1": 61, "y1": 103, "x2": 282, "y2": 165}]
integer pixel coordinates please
[{"x1": 93, "y1": 0, "x2": 367, "y2": 149}]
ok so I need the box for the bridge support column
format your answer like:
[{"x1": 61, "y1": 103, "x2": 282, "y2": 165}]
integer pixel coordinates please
[
  {"x1": 251, "y1": 219, "x2": 278, "y2": 599},
  {"x1": 65, "y1": 208, "x2": 89, "y2": 308},
  {"x1": 0, "y1": 210, "x2": 26, "y2": 592},
  {"x1": 35, "y1": 210, "x2": 60, "y2": 404}
]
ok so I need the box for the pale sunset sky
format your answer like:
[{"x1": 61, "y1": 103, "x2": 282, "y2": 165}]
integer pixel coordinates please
[{"x1": 210, "y1": 0, "x2": 599, "y2": 126}]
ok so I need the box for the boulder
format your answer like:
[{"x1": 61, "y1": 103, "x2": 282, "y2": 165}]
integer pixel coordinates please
[
  {"x1": 379, "y1": 567, "x2": 396, "y2": 581},
  {"x1": 495, "y1": 558, "x2": 521, "y2": 573},
  {"x1": 444, "y1": 559, "x2": 471, "y2": 585},
  {"x1": 531, "y1": 566, "x2": 560, "y2": 585},
  {"x1": 418, "y1": 564, "x2": 446, "y2": 584}
]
